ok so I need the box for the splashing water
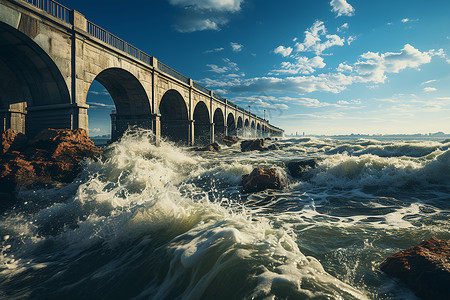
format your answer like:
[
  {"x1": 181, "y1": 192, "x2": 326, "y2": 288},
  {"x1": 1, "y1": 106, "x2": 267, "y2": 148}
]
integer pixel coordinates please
[{"x1": 0, "y1": 131, "x2": 449, "y2": 299}]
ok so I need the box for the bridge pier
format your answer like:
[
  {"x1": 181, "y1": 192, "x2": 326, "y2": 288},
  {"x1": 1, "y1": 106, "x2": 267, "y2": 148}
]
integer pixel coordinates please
[
  {"x1": 0, "y1": 103, "x2": 27, "y2": 134},
  {"x1": 210, "y1": 123, "x2": 215, "y2": 144},
  {"x1": 188, "y1": 119, "x2": 194, "y2": 146},
  {"x1": 25, "y1": 104, "x2": 88, "y2": 137}
]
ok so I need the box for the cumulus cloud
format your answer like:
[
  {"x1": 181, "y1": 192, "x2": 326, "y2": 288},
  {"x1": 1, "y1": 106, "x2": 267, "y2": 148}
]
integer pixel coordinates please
[
  {"x1": 274, "y1": 46, "x2": 293, "y2": 57},
  {"x1": 87, "y1": 102, "x2": 115, "y2": 109},
  {"x1": 330, "y1": 0, "x2": 355, "y2": 17},
  {"x1": 231, "y1": 42, "x2": 243, "y2": 52},
  {"x1": 337, "y1": 62, "x2": 353, "y2": 72},
  {"x1": 271, "y1": 56, "x2": 325, "y2": 75},
  {"x1": 337, "y1": 23, "x2": 349, "y2": 32},
  {"x1": 354, "y1": 44, "x2": 434, "y2": 83},
  {"x1": 169, "y1": 0, "x2": 243, "y2": 32},
  {"x1": 295, "y1": 21, "x2": 345, "y2": 55}
]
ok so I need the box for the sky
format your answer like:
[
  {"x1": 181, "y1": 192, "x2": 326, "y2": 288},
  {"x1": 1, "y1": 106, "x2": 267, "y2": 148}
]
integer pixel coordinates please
[{"x1": 62, "y1": 0, "x2": 450, "y2": 136}]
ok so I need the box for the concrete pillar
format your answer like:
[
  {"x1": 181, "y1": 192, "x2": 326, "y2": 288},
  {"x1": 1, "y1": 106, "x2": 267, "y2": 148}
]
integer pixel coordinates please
[
  {"x1": 210, "y1": 122, "x2": 215, "y2": 144},
  {"x1": 224, "y1": 125, "x2": 228, "y2": 137},
  {"x1": 26, "y1": 103, "x2": 89, "y2": 137},
  {"x1": 188, "y1": 119, "x2": 194, "y2": 146}
]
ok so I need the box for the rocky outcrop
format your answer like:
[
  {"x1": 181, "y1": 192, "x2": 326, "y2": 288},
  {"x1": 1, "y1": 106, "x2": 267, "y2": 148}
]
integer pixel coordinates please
[
  {"x1": 223, "y1": 136, "x2": 239, "y2": 146},
  {"x1": 241, "y1": 168, "x2": 284, "y2": 193},
  {"x1": 0, "y1": 128, "x2": 102, "y2": 192},
  {"x1": 241, "y1": 139, "x2": 265, "y2": 152},
  {"x1": 380, "y1": 238, "x2": 450, "y2": 300},
  {"x1": 287, "y1": 159, "x2": 319, "y2": 178},
  {"x1": 195, "y1": 142, "x2": 221, "y2": 152}
]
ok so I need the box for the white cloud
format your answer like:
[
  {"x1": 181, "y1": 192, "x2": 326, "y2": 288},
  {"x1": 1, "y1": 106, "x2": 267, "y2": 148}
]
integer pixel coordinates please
[
  {"x1": 204, "y1": 47, "x2": 224, "y2": 53},
  {"x1": 354, "y1": 44, "x2": 434, "y2": 83},
  {"x1": 89, "y1": 90, "x2": 109, "y2": 96},
  {"x1": 330, "y1": 0, "x2": 355, "y2": 17},
  {"x1": 422, "y1": 79, "x2": 437, "y2": 85},
  {"x1": 271, "y1": 56, "x2": 325, "y2": 75},
  {"x1": 274, "y1": 45, "x2": 293, "y2": 57},
  {"x1": 87, "y1": 102, "x2": 115, "y2": 109},
  {"x1": 337, "y1": 62, "x2": 353, "y2": 72},
  {"x1": 295, "y1": 21, "x2": 345, "y2": 55},
  {"x1": 169, "y1": 0, "x2": 243, "y2": 12},
  {"x1": 206, "y1": 58, "x2": 239, "y2": 73},
  {"x1": 175, "y1": 18, "x2": 225, "y2": 32},
  {"x1": 347, "y1": 35, "x2": 356, "y2": 45},
  {"x1": 401, "y1": 18, "x2": 409, "y2": 23},
  {"x1": 170, "y1": 0, "x2": 243, "y2": 32},
  {"x1": 337, "y1": 23, "x2": 349, "y2": 32},
  {"x1": 437, "y1": 97, "x2": 450, "y2": 100},
  {"x1": 231, "y1": 42, "x2": 243, "y2": 52},
  {"x1": 90, "y1": 128, "x2": 102, "y2": 133},
  {"x1": 423, "y1": 87, "x2": 437, "y2": 92}
]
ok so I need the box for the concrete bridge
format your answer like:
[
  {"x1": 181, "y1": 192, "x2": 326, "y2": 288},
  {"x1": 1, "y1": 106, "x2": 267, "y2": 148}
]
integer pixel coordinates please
[{"x1": 0, "y1": 0, "x2": 284, "y2": 144}]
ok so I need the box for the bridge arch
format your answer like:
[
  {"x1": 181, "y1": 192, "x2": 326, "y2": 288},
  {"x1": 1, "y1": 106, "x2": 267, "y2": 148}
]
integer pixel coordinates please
[
  {"x1": 0, "y1": 21, "x2": 70, "y2": 136},
  {"x1": 88, "y1": 68, "x2": 152, "y2": 140},
  {"x1": 244, "y1": 119, "x2": 250, "y2": 128},
  {"x1": 237, "y1": 116, "x2": 243, "y2": 136},
  {"x1": 257, "y1": 123, "x2": 261, "y2": 136},
  {"x1": 159, "y1": 89, "x2": 188, "y2": 143},
  {"x1": 213, "y1": 108, "x2": 225, "y2": 141},
  {"x1": 193, "y1": 101, "x2": 210, "y2": 145},
  {"x1": 227, "y1": 113, "x2": 236, "y2": 136}
]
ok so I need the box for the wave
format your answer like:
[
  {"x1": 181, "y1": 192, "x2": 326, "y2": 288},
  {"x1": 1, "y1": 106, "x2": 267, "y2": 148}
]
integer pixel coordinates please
[
  {"x1": 309, "y1": 149, "x2": 450, "y2": 188},
  {"x1": 0, "y1": 130, "x2": 367, "y2": 299}
]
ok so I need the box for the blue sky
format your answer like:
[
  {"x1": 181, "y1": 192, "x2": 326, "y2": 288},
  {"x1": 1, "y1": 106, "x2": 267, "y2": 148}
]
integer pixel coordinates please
[{"x1": 64, "y1": 0, "x2": 450, "y2": 136}]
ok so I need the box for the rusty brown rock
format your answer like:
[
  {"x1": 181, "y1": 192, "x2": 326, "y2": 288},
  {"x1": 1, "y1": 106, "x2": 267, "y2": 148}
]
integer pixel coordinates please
[
  {"x1": 240, "y1": 139, "x2": 265, "y2": 152},
  {"x1": 223, "y1": 136, "x2": 239, "y2": 146},
  {"x1": 0, "y1": 129, "x2": 27, "y2": 154},
  {"x1": 380, "y1": 238, "x2": 450, "y2": 300},
  {"x1": 241, "y1": 168, "x2": 284, "y2": 193},
  {"x1": 0, "y1": 128, "x2": 102, "y2": 192}
]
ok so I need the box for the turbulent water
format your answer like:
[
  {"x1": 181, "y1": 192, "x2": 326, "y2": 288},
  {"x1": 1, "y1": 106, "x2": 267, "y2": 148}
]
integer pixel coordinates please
[{"x1": 1, "y1": 130, "x2": 449, "y2": 299}]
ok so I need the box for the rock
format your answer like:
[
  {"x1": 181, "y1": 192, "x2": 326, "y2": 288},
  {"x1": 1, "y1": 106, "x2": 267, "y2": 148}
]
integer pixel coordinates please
[
  {"x1": 0, "y1": 128, "x2": 102, "y2": 192},
  {"x1": 240, "y1": 139, "x2": 265, "y2": 152},
  {"x1": 0, "y1": 129, "x2": 27, "y2": 154},
  {"x1": 380, "y1": 238, "x2": 450, "y2": 300},
  {"x1": 241, "y1": 168, "x2": 284, "y2": 193},
  {"x1": 223, "y1": 136, "x2": 239, "y2": 146},
  {"x1": 287, "y1": 159, "x2": 319, "y2": 178},
  {"x1": 195, "y1": 142, "x2": 221, "y2": 152}
]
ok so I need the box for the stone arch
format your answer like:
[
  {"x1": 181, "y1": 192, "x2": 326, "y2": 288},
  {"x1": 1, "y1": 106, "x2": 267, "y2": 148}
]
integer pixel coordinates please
[
  {"x1": 89, "y1": 68, "x2": 152, "y2": 140},
  {"x1": 257, "y1": 123, "x2": 261, "y2": 137},
  {"x1": 193, "y1": 101, "x2": 210, "y2": 145},
  {"x1": 213, "y1": 108, "x2": 225, "y2": 141},
  {"x1": 237, "y1": 116, "x2": 243, "y2": 136},
  {"x1": 159, "y1": 89, "x2": 189, "y2": 143},
  {"x1": 244, "y1": 119, "x2": 250, "y2": 128},
  {"x1": 227, "y1": 113, "x2": 236, "y2": 136},
  {"x1": 0, "y1": 21, "x2": 70, "y2": 135}
]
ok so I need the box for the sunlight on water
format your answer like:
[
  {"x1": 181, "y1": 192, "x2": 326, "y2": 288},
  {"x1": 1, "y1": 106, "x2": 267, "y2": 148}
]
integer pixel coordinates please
[{"x1": 0, "y1": 130, "x2": 449, "y2": 299}]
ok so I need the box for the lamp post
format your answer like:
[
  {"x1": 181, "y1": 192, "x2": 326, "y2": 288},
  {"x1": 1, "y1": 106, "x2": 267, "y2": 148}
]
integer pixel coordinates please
[{"x1": 264, "y1": 109, "x2": 266, "y2": 120}]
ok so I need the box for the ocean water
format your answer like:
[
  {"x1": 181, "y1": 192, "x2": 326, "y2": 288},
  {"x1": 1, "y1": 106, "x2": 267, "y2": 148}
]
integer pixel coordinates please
[{"x1": 0, "y1": 129, "x2": 449, "y2": 299}]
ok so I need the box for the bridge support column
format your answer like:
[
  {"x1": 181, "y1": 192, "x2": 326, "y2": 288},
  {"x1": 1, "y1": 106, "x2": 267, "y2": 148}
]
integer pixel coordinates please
[
  {"x1": 25, "y1": 103, "x2": 88, "y2": 137},
  {"x1": 151, "y1": 114, "x2": 161, "y2": 145},
  {"x1": 0, "y1": 104, "x2": 27, "y2": 134},
  {"x1": 210, "y1": 122, "x2": 215, "y2": 144},
  {"x1": 188, "y1": 120, "x2": 194, "y2": 146},
  {"x1": 224, "y1": 125, "x2": 228, "y2": 137}
]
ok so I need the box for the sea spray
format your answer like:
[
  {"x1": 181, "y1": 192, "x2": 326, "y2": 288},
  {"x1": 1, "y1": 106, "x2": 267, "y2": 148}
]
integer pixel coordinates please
[{"x1": 0, "y1": 131, "x2": 448, "y2": 299}]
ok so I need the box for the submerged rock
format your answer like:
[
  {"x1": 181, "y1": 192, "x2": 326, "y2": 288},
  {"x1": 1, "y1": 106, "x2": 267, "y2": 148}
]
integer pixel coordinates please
[
  {"x1": 380, "y1": 238, "x2": 450, "y2": 300},
  {"x1": 0, "y1": 128, "x2": 102, "y2": 192},
  {"x1": 287, "y1": 159, "x2": 319, "y2": 178},
  {"x1": 241, "y1": 168, "x2": 284, "y2": 193},
  {"x1": 223, "y1": 136, "x2": 239, "y2": 146},
  {"x1": 195, "y1": 142, "x2": 221, "y2": 152},
  {"x1": 241, "y1": 139, "x2": 265, "y2": 152}
]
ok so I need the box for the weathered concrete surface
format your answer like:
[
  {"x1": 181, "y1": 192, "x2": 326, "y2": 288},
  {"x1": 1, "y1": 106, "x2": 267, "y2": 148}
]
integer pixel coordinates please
[{"x1": 0, "y1": 0, "x2": 283, "y2": 143}]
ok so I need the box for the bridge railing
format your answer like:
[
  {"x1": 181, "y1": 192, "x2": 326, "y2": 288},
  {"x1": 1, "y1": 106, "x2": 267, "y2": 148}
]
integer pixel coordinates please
[
  {"x1": 23, "y1": 0, "x2": 70, "y2": 22},
  {"x1": 157, "y1": 61, "x2": 190, "y2": 85},
  {"x1": 87, "y1": 21, "x2": 152, "y2": 66},
  {"x1": 193, "y1": 81, "x2": 210, "y2": 95}
]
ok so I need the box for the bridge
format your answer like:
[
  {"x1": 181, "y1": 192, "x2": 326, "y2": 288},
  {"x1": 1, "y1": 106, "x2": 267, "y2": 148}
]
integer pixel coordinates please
[{"x1": 0, "y1": 0, "x2": 284, "y2": 145}]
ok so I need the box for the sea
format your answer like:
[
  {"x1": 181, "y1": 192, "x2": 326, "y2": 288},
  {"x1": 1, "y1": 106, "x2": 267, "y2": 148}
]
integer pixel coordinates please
[{"x1": 0, "y1": 129, "x2": 449, "y2": 299}]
